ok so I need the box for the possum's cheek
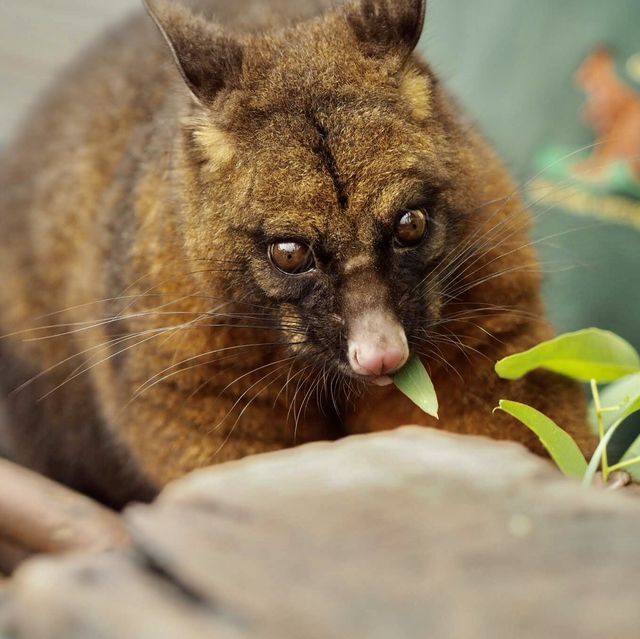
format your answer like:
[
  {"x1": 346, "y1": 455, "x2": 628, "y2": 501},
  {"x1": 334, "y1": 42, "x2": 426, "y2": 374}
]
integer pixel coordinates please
[
  {"x1": 399, "y1": 267, "x2": 446, "y2": 336},
  {"x1": 277, "y1": 304, "x2": 309, "y2": 353}
]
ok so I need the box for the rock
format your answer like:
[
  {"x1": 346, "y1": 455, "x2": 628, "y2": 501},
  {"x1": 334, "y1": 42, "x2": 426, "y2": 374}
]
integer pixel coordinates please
[
  {"x1": 0, "y1": 459, "x2": 130, "y2": 561},
  {"x1": 3, "y1": 427, "x2": 640, "y2": 638}
]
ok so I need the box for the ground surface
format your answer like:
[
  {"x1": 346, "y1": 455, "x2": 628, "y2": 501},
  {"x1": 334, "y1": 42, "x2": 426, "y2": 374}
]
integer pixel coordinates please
[{"x1": 1, "y1": 427, "x2": 639, "y2": 639}]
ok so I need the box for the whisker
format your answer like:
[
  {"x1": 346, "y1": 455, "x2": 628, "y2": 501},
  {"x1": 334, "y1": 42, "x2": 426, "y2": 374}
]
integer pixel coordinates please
[
  {"x1": 208, "y1": 356, "x2": 300, "y2": 438},
  {"x1": 213, "y1": 362, "x2": 295, "y2": 457}
]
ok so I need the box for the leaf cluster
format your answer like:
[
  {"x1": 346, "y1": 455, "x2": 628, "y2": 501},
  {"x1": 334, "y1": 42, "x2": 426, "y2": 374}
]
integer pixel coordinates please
[{"x1": 495, "y1": 329, "x2": 640, "y2": 484}]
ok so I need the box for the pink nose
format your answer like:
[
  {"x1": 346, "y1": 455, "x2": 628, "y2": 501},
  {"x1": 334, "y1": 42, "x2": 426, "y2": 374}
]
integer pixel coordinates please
[
  {"x1": 351, "y1": 344, "x2": 408, "y2": 376},
  {"x1": 347, "y1": 311, "x2": 410, "y2": 379}
]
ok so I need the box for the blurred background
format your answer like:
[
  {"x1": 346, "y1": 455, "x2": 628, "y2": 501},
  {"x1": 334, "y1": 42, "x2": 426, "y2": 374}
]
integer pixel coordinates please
[
  {"x1": 426, "y1": 0, "x2": 640, "y2": 353},
  {"x1": 1, "y1": 0, "x2": 640, "y2": 444}
]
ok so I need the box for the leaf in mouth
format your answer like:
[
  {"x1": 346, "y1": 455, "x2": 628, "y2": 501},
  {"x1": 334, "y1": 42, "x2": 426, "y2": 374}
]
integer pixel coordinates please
[{"x1": 393, "y1": 356, "x2": 439, "y2": 419}]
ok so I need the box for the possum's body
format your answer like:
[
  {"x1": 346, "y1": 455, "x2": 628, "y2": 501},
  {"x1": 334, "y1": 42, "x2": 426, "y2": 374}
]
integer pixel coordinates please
[{"x1": 0, "y1": 0, "x2": 594, "y2": 506}]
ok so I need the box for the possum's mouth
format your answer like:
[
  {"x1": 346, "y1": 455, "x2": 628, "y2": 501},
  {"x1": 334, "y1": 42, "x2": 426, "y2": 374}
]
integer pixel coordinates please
[
  {"x1": 335, "y1": 361, "x2": 396, "y2": 387},
  {"x1": 367, "y1": 375, "x2": 395, "y2": 387},
  {"x1": 293, "y1": 309, "x2": 410, "y2": 388}
]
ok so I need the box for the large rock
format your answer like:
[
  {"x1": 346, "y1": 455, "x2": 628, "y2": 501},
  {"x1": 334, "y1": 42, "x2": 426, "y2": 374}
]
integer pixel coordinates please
[{"x1": 3, "y1": 427, "x2": 640, "y2": 638}]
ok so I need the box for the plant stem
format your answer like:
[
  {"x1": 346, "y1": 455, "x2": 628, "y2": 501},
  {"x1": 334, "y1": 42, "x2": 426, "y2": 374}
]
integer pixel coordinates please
[
  {"x1": 599, "y1": 405, "x2": 623, "y2": 414},
  {"x1": 608, "y1": 456, "x2": 640, "y2": 474},
  {"x1": 591, "y1": 379, "x2": 610, "y2": 483}
]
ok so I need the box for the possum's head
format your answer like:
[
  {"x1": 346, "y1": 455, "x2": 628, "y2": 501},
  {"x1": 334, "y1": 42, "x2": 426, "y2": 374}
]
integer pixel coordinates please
[{"x1": 146, "y1": 0, "x2": 478, "y2": 385}]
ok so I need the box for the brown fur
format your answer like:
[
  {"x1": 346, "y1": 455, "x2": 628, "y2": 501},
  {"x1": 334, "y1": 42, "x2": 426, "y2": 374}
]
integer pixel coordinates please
[{"x1": 0, "y1": 0, "x2": 594, "y2": 506}]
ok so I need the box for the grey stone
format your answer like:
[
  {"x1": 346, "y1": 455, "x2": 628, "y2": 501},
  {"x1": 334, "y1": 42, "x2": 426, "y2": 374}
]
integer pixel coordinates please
[{"x1": 4, "y1": 428, "x2": 640, "y2": 638}]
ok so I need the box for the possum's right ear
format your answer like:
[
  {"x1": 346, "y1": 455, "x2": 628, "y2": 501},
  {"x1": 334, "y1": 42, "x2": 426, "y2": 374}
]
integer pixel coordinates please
[
  {"x1": 144, "y1": 0, "x2": 244, "y2": 105},
  {"x1": 343, "y1": 0, "x2": 426, "y2": 64}
]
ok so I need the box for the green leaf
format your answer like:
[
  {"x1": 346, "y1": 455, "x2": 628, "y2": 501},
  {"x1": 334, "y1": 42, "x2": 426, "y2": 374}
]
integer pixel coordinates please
[
  {"x1": 588, "y1": 373, "x2": 640, "y2": 432},
  {"x1": 582, "y1": 394, "x2": 640, "y2": 485},
  {"x1": 495, "y1": 328, "x2": 640, "y2": 383},
  {"x1": 393, "y1": 356, "x2": 439, "y2": 419},
  {"x1": 611, "y1": 393, "x2": 640, "y2": 481},
  {"x1": 583, "y1": 375, "x2": 640, "y2": 484},
  {"x1": 497, "y1": 400, "x2": 588, "y2": 480},
  {"x1": 582, "y1": 422, "x2": 621, "y2": 487}
]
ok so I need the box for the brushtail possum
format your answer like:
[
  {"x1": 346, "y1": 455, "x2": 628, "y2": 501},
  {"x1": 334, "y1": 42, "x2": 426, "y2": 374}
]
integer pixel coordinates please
[{"x1": 0, "y1": 0, "x2": 594, "y2": 507}]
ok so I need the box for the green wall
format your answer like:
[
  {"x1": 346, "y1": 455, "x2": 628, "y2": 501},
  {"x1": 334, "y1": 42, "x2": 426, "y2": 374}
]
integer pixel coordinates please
[{"x1": 419, "y1": 0, "x2": 640, "y2": 348}]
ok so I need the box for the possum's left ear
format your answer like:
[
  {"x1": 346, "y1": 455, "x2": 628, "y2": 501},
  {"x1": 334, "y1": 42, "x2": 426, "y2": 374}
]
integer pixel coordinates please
[
  {"x1": 343, "y1": 0, "x2": 426, "y2": 62},
  {"x1": 144, "y1": 0, "x2": 244, "y2": 105}
]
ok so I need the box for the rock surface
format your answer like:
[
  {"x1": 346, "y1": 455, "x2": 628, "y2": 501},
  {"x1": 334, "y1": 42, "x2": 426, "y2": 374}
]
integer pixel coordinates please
[{"x1": 2, "y1": 427, "x2": 640, "y2": 638}]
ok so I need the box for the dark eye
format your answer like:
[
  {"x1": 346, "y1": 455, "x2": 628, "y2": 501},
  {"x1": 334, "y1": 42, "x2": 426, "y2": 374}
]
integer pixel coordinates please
[
  {"x1": 269, "y1": 241, "x2": 316, "y2": 274},
  {"x1": 394, "y1": 209, "x2": 428, "y2": 248}
]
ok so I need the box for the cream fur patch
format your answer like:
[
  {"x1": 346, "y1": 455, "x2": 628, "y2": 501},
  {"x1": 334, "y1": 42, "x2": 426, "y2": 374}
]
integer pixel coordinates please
[
  {"x1": 344, "y1": 254, "x2": 374, "y2": 274},
  {"x1": 400, "y1": 68, "x2": 432, "y2": 121},
  {"x1": 192, "y1": 122, "x2": 236, "y2": 166}
]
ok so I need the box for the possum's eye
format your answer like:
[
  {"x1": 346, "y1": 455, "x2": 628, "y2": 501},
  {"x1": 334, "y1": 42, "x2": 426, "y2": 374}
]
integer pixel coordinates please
[
  {"x1": 394, "y1": 209, "x2": 428, "y2": 248},
  {"x1": 269, "y1": 241, "x2": 316, "y2": 275}
]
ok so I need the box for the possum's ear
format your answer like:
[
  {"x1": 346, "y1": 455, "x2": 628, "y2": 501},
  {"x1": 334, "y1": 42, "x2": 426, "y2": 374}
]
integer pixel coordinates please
[
  {"x1": 144, "y1": 0, "x2": 243, "y2": 105},
  {"x1": 343, "y1": 0, "x2": 426, "y2": 62}
]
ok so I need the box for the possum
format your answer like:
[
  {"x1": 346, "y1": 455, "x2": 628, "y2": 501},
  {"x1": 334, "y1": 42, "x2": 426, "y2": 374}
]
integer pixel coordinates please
[{"x1": 0, "y1": 0, "x2": 594, "y2": 507}]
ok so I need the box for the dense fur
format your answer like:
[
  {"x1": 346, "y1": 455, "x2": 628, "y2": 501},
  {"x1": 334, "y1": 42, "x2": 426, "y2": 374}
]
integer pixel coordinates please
[{"x1": 0, "y1": 0, "x2": 594, "y2": 506}]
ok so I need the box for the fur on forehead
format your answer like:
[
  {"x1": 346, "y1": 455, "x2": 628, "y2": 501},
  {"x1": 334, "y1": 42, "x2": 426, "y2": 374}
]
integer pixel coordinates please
[
  {"x1": 238, "y1": 2, "x2": 431, "y2": 110},
  {"x1": 170, "y1": 0, "x2": 439, "y2": 244},
  {"x1": 147, "y1": 0, "x2": 430, "y2": 107},
  {"x1": 199, "y1": 107, "x2": 448, "y2": 253},
  {"x1": 181, "y1": 10, "x2": 437, "y2": 172}
]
